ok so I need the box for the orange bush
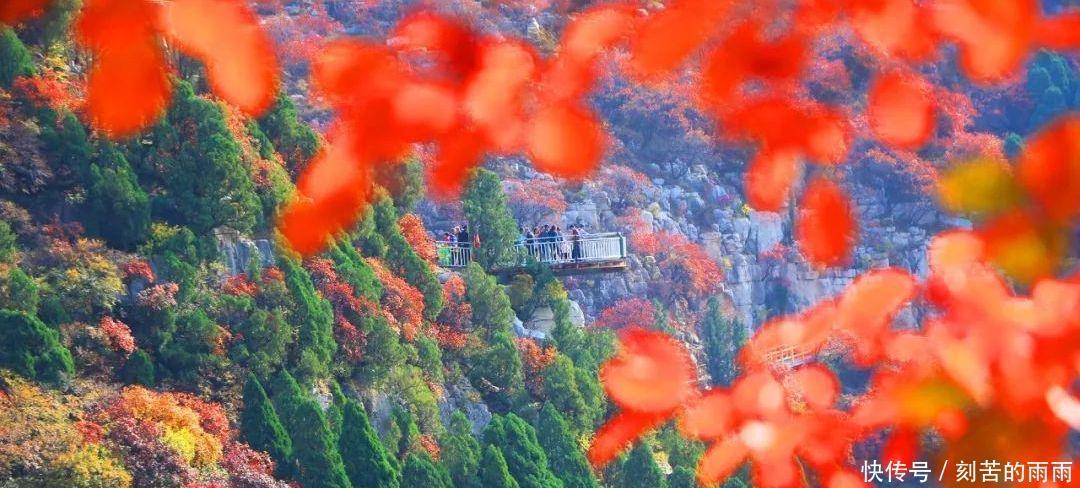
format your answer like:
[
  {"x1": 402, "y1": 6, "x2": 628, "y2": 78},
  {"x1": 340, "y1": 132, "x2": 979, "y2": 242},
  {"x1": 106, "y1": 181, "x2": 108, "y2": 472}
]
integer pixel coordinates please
[
  {"x1": 398, "y1": 213, "x2": 438, "y2": 264},
  {"x1": 99, "y1": 316, "x2": 136, "y2": 355},
  {"x1": 594, "y1": 298, "x2": 655, "y2": 331},
  {"x1": 221, "y1": 274, "x2": 258, "y2": 297},
  {"x1": 368, "y1": 258, "x2": 425, "y2": 341}
]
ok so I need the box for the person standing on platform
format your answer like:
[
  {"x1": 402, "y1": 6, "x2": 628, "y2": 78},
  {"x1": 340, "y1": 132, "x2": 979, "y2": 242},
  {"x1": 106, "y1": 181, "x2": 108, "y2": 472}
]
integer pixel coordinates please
[
  {"x1": 458, "y1": 224, "x2": 471, "y2": 264},
  {"x1": 571, "y1": 226, "x2": 582, "y2": 262}
]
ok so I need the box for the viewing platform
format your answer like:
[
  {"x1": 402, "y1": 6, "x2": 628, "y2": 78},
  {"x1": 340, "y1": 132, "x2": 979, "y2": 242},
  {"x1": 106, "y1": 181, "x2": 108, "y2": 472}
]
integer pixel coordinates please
[{"x1": 436, "y1": 232, "x2": 629, "y2": 276}]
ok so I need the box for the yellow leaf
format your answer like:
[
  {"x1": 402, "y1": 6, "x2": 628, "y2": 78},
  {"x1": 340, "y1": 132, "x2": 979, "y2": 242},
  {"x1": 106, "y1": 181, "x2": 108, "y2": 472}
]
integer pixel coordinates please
[{"x1": 937, "y1": 158, "x2": 1022, "y2": 219}]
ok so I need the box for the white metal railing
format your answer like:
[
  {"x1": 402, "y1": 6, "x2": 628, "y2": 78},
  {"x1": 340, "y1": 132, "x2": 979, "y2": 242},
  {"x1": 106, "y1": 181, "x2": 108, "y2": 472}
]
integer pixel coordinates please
[{"x1": 436, "y1": 232, "x2": 627, "y2": 268}]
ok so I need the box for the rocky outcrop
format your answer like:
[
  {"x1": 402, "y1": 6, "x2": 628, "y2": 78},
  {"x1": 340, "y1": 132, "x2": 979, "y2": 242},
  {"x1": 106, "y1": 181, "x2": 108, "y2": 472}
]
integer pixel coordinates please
[
  {"x1": 558, "y1": 164, "x2": 939, "y2": 330},
  {"x1": 513, "y1": 300, "x2": 587, "y2": 341},
  {"x1": 438, "y1": 376, "x2": 493, "y2": 435},
  {"x1": 214, "y1": 228, "x2": 275, "y2": 276}
]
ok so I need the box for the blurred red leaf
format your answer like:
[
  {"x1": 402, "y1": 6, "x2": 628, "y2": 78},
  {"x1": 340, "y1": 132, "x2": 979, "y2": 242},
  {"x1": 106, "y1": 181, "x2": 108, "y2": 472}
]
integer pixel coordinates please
[
  {"x1": 1016, "y1": 114, "x2": 1080, "y2": 223},
  {"x1": 629, "y1": 0, "x2": 733, "y2": 80},
  {"x1": 0, "y1": 0, "x2": 48, "y2": 25},
  {"x1": 587, "y1": 410, "x2": 669, "y2": 467},
  {"x1": 978, "y1": 210, "x2": 1066, "y2": 284},
  {"x1": 1036, "y1": 12, "x2": 1080, "y2": 50},
  {"x1": 311, "y1": 39, "x2": 404, "y2": 107},
  {"x1": 678, "y1": 389, "x2": 735, "y2": 440},
  {"x1": 697, "y1": 436, "x2": 749, "y2": 485},
  {"x1": 868, "y1": 72, "x2": 936, "y2": 150},
  {"x1": 745, "y1": 150, "x2": 800, "y2": 212},
  {"x1": 279, "y1": 136, "x2": 373, "y2": 255},
  {"x1": 161, "y1": 0, "x2": 279, "y2": 116},
  {"x1": 833, "y1": 268, "x2": 918, "y2": 364},
  {"x1": 83, "y1": 44, "x2": 172, "y2": 138},
  {"x1": 850, "y1": 0, "x2": 938, "y2": 61},
  {"x1": 788, "y1": 364, "x2": 839, "y2": 410},
  {"x1": 796, "y1": 178, "x2": 856, "y2": 267},
  {"x1": 464, "y1": 40, "x2": 536, "y2": 151},
  {"x1": 931, "y1": 0, "x2": 1036, "y2": 83},
  {"x1": 599, "y1": 327, "x2": 698, "y2": 413},
  {"x1": 526, "y1": 103, "x2": 604, "y2": 179},
  {"x1": 391, "y1": 11, "x2": 477, "y2": 80}
]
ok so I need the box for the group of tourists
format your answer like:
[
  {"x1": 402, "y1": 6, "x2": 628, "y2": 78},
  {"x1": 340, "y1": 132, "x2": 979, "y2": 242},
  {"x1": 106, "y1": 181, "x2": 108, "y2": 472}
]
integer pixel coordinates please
[
  {"x1": 436, "y1": 222, "x2": 593, "y2": 266},
  {"x1": 518, "y1": 224, "x2": 589, "y2": 263},
  {"x1": 438, "y1": 224, "x2": 479, "y2": 266}
]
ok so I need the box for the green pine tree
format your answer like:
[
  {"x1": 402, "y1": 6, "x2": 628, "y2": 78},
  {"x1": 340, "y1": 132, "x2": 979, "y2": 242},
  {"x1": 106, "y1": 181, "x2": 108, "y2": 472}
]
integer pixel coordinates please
[
  {"x1": 535, "y1": 404, "x2": 599, "y2": 488},
  {"x1": 479, "y1": 445, "x2": 521, "y2": 488},
  {"x1": 288, "y1": 397, "x2": 353, "y2": 488},
  {"x1": 37, "y1": 111, "x2": 93, "y2": 188},
  {"x1": 416, "y1": 336, "x2": 445, "y2": 384},
  {"x1": 326, "y1": 380, "x2": 347, "y2": 437},
  {"x1": 0, "y1": 267, "x2": 39, "y2": 314},
  {"x1": 269, "y1": 370, "x2": 351, "y2": 488},
  {"x1": 468, "y1": 330, "x2": 524, "y2": 412},
  {"x1": 655, "y1": 424, "x2": 705, "y2": 473},
  {"x1": 82, "y1": 143, "x2": 151, "y2": 250},
  {"x1": 462, "y1": 168, "x2": 519, "y2": 269},
  {"x1": 375, "y1": 156, "x2": 425, "y2": 214},
  {"x1": 0, "y1": 221, "x2": 15, "y2": 264},
  {"x1": 357, "y1": 315, "x2": 406, "y2": 386},
  {"x1": 138, "y1": 223, "x2": 199, "y2": 296},
  {"x1": 463, "y1": 263, "x2": 515, "y2": 336},
  {"x1": 540, "y1": 356, "x2": 589, "y2": 432},
  {"x1": 328, "y1": 240, "x2": 381, "y2": 301},
  {"x1": 390, "y1": 407, "x2": 422, "y2": 458},
  {"x1": 339, "y1": 399, "x2": 400, "y2": 488},
  {"x1": 401, "y1": 452, "x2": 452, "y2": 488},
  {"x1": 484, "y1": 415, "x2": 563, "y2": 488},
  {"x1": 258, "y1": 94, "x2": 320, "y2": 174},
  {"x1": 668, "y1": 466, "x2": 698, "y2": 488},
  {"x1": 0, "y1": 309, "x2": 74, "y2": 384},
  {"x1": 622, "y1": 442, "x2": 666, "y2": 488},
  {"x1": 149, "y1": 81, "x2": 261, "y2": 234},
  {"x1": 268, "y1": 369, "x2": 304, "y2": 420},
  {"x1": 280, "y1": 257, "x2": 336, "y2": 382},
  {"x1": 240, "y1": 374, "x2": 293, "y2": 477},
  {"x1": 18, "y1": 0, "x2": 81, "y2": 46},
  {"x1": 440, "y1": 410, "x2": 481, "y2": 488},
  {"x1": 118, "y1": 350, "x2": 155, "y2": 386},
  {"x1": 371, "y1": 197, "x2": 443, "y2": 319},
  {"x1": 601, "y1": 454, "x2": 626, "y2": 488},
  {"x1": 701, "y1": 296, "x2": 746, "y2": 387},
  {"x1": 243, "y1": 120, "x2": 295, "y2": 222},
  {"x1": 158, "y1": 309, "x2": 225, "y2": 384},
  {"x1": 223, "y1": 296, "x2": 290, "y2": 379},
  {"x1": 0, "y1": 27, "x2": 33, "y2": 88}
]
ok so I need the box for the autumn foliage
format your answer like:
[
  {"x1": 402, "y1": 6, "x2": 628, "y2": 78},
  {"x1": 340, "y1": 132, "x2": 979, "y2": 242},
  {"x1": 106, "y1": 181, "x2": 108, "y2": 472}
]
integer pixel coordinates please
[
  {"x1": 5, "y1": 0, "x2": 1072, "y2": 261},
  {"x1": 593, "y1": 298, "x2": 655, "y2": 331},
  {"x1": 99, "y1": 316, "x2": 136, "y2": 355},
  {"x1": 398, "y1": 213, "x2": 438, "y2": 264},
  {"x1": 618, "y1": 210, "x2": 723, "y2": 298},
  {"x1": 0, "y1": 0, "x2": 48, "y2": 25},
  {"x1": 68, "y1": 0, "x2": 277, "y2": 137},
  {"x1": 367, "y1": 257, "x2": 424, "y2": 342},
  {"x1": 4, "y1": 1, "x2": 1080, "y2": 485},
  {"x1": 591, "y1": 234, "x2": 1080, "y2": 486}
]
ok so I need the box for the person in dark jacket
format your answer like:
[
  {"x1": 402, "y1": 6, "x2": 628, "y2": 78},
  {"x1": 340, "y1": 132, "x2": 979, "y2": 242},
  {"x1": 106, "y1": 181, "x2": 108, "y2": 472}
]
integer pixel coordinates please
[
  {"x1": 571, "y1": 227, "x2": 582, "y2": 261},
  {"x1": 524, "y1": 227, "x2": 536, "y2": 259},
  {"x1": 458, "y1": 224, "x2": 471, "y2": 263}
]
